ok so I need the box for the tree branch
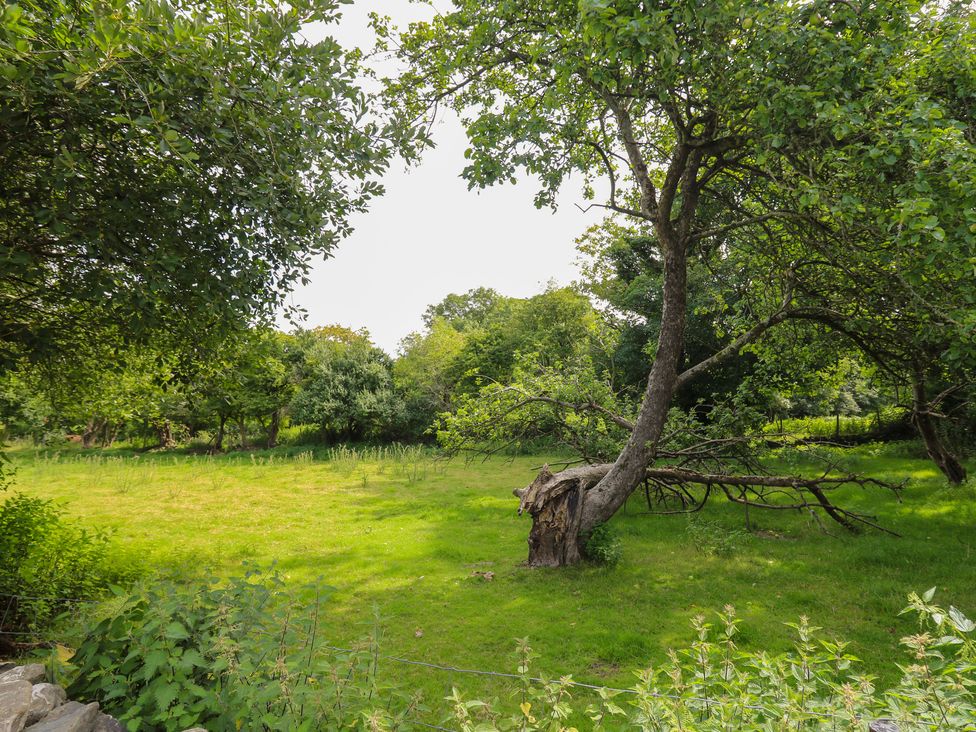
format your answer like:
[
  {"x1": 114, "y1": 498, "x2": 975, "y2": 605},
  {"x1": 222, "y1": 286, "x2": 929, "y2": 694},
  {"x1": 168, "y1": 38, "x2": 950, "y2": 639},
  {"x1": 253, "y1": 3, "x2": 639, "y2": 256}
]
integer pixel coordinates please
[{"x1": 676, "y1": 284, "x2": 797, "y2": 389}]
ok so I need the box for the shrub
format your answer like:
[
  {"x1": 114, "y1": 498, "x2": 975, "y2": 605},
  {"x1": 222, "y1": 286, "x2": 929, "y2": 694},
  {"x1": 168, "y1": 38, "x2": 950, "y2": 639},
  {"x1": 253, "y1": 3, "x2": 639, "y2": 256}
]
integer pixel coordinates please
[
  {"x1": 583, "y1": 523, "x2": 622, "y2": 566},
  {"x1": 68, "y1": 567, "x2": 420, "y2": 732},
  {"x1": 447, "y1": 590, "x2": 976, "y2": 731},
  {"x1": 67, "y1": 577, "x2": 975, "y2": 731},
  {"x1": 0, "y1": 493, "x2": 126, "y2": 636}
]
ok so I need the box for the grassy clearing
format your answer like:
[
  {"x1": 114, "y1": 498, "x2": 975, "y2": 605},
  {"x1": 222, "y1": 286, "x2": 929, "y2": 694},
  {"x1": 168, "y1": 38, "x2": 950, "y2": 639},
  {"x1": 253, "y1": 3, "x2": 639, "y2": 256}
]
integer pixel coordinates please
[{"x1": 5, "y1": 441, "x2": 976, "y2": 709}]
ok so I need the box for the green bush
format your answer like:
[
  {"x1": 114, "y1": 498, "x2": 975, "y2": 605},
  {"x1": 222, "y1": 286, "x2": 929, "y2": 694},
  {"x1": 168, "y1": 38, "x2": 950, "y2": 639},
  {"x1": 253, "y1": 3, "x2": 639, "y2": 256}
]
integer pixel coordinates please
[
  {"x1": 66, "y1": 576, "x2": 975, "y2": 730},
  {"x1": 583, "y1": 523, "x2": 622, "y2": 566},
  {"x1": 766, "y1": 407, "x2": 909, "y2": 441},
  {"x1": 68, "y1": 567, "x2": 420, "y2": 732},
  {"x1": 448, "y1": 590, "x2": 976, "y2": 731},
  {"x1": 0, "y1": 492, "x2": 127, "y2": 635}
]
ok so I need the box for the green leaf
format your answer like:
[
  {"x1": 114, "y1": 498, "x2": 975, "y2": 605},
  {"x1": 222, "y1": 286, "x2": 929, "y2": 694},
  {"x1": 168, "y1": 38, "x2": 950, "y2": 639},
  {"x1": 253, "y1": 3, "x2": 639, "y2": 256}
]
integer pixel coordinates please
[
  {"x1": 153, "y1": 682, "x2": 178, "y2": 712},
  {"x1": 165, "y1": 621, "x2": 190, "y2": 640}
]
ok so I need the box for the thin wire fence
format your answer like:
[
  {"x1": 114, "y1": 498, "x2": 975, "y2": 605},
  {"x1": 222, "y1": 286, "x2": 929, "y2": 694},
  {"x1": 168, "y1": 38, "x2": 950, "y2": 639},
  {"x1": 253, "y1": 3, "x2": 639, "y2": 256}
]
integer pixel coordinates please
[
  {"x1": 0, "y1": 592, "x2": 938, "y2": 731},
  {"x1": 325, "y1": 644, "x2": 937, "y2": 730}
]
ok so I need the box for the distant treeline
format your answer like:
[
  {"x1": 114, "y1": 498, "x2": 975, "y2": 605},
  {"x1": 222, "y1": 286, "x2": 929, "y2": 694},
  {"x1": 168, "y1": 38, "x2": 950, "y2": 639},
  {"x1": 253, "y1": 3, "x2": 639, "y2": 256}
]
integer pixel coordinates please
[{"x1": 4, "y1": 281, "x2": 966, "y2": 453}]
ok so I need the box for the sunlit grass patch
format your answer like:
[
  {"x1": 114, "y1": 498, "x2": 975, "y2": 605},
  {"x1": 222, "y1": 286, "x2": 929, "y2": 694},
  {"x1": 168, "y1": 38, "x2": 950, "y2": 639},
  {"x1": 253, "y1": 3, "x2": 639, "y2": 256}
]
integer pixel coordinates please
[{"x1": 5, "y1": 441, "x2": 974, "y2": 701}]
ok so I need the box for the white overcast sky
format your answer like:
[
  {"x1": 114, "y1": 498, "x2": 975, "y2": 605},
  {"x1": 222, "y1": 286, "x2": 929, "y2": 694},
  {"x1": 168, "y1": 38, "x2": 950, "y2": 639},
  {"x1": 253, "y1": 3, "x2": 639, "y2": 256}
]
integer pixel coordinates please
[{"x1": 280, "y1": 0, "x2": 602, "y2": 354}]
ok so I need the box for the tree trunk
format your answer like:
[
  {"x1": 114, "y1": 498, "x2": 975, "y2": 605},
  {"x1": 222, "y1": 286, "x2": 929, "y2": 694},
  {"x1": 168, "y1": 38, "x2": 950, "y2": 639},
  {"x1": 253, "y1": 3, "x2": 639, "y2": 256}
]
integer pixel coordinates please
[
  {"x1": 156, "y1": 420, "x2": 175, "y2": 449},
  {"x1": 522, "y1": 239, "x2": 689, "y2": 565},
  {"x1": 912, "y1": 380, "x2": 966, "y2": 485},
  {"x1": 82, "y1": 418, "x2": 98, "y2": 449},
  {"x1": 100, "y1": 421, "x2": 119, "y2": 447},
  {"x1": 214, "y1": 415, "x2": 227, "y2": 452},
  {"x1": 515, "y1": 465, "x2": 607, "y2": 566},
  {"x1": 268, "y1": 409, "x2": 281, "y2": 448}
]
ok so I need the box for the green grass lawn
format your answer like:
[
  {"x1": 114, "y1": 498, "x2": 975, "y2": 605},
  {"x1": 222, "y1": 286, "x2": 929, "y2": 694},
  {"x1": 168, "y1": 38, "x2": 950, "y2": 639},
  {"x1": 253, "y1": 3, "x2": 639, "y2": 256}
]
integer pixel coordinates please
[{"x1": 5, "y1": 441, "x2": 976, "y2": 711}]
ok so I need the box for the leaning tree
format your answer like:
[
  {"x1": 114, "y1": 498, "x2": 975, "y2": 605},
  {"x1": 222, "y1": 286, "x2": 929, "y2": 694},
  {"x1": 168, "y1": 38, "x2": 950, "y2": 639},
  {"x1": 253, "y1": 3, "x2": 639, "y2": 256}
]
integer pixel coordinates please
[{"x1": 390, "y1": 0, "x2": 976, "y2": 565}]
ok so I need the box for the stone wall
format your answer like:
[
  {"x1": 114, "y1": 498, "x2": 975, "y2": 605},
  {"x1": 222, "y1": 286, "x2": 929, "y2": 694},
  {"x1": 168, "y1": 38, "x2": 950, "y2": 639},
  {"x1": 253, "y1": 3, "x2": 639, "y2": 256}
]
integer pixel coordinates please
[{"x1": 0, "y1": 663, "x2": 204, "y2": 732}]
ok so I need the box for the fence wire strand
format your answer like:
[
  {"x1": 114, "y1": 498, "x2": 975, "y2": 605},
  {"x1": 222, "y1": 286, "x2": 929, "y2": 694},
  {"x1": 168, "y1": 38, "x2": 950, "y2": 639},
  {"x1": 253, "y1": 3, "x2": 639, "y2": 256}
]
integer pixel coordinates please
[{"x1": 0, "y1": 593, "x2": 944, "y2": 730}]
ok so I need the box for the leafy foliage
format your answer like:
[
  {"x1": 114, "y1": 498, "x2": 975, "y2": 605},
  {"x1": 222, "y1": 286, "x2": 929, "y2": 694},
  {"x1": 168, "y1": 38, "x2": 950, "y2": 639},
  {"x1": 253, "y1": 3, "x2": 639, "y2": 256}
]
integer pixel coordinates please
[
  {"x1": 0, "y1": 493, "x2": 127, "y2": 635},
  {"x1": 582, "y1": 523, "x2": 622, "y2": 567},
  {"x1": 68, "y1": 567, "x2": 420, "y2": 732},
  {"x1": 438, "y1": 353, "x2": 631, "y2": 461},
  {"x1": 0, "y1": 0, "x2": 405, "y2": 367},
  {"x1": 447, "y1": 593, "x2": 976, "y2": 731},
  {"x1": 289, "y1": 327, "x2": 405, "y2": 443}
]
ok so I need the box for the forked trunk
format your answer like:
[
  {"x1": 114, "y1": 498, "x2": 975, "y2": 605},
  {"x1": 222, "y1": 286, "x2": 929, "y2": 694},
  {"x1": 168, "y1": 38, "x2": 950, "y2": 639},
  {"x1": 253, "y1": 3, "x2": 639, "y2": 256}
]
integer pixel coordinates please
[
  {"x1": 912, "y1": 381, "x2": 967, "y2": 485},
  {"x1": 521, "y1": 242, "x2": 689, "y2": 566}
]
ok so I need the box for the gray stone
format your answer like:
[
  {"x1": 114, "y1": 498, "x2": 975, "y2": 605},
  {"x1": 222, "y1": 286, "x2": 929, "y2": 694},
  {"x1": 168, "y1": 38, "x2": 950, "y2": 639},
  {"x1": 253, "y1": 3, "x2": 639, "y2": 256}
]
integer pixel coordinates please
[
  {"x1": 0, "y1": 679, "x2": 31, "y2": 732},
  {"x1": 26, "y1": 684, "x2": 67, "y2": 726},
  {"x1": 27, "y1": 702, "x2": 82, "y2": 723},
  {"x1": 26, "y1": 701, "x2": 99, "y2": 732},
  {"x1": 869, "y1": 721, "x2": 900, "y2": 732},
  {"x1": 0, "y1": 665, "x2": 45, "y2": 686},
  {"x1": 0, "y1": 663, "x2": 15, "y2": 675},
  {"x1": 180, "y1": 729, "x2": 208, "y2": 732},
  {"x1": 91, "y1": 715, "x2": 123, "y2": 732}
]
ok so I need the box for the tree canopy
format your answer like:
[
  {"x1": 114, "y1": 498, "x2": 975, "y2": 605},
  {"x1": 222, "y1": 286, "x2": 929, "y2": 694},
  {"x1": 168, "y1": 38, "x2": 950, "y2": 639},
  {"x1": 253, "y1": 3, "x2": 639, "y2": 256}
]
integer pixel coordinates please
[
  {"x1": 390, "y1": 0, "x2": 976, "y2": 564},
  {"x1": 0, "y1": 0, "x2": 409, "y2": 368}
]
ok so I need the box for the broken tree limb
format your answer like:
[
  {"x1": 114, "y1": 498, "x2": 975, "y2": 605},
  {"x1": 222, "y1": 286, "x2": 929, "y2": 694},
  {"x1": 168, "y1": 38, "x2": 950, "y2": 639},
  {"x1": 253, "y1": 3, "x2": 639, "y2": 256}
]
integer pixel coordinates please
[{"x1": 514, "y1": 462, "x2": 902, "y2": 564}]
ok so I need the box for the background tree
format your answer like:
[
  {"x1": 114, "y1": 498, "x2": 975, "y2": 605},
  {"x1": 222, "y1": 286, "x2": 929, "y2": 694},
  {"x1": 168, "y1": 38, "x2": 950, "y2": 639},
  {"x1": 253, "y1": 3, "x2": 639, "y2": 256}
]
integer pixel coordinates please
[
  {"x1": 396, "y1": 286, "x2": 615, "y2": 438},
  {"x1": 192, "y1": 330, "x2": 296, "y2": 450},
  {"x1": 0, "y1": 0, "x2": 406, "y2": 370},
  {"x1": 395, "y1": 318, "x2": 468, "y2": 440},
  {"x1": 391, "y1": 0, "x2": 975, "y2": 565},
  {"x1": 290, "y1": 327, "x2": 404, "y2": 443},
  {"x1": 421, "y1": 287, "x2": 505, "y2": 332}
]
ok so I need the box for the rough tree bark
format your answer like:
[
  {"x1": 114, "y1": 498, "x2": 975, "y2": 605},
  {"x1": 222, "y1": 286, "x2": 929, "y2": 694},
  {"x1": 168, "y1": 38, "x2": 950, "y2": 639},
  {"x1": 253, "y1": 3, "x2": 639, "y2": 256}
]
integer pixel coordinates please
[
  {"x1": 156, "y1": 420, "x2": 175, "y2": 449},
  {"x1": 517, "y1": 125, "x2": 696, "y2": 565},
  {"x1": 81, "y1": 418, "x2": 99, "y2": 449},
  {"x1": 515, "y1": 465, "x2": 612, "y2": 566},
  {"x1": 912, "y1": 379, "x2": 967, "y2": 485}
]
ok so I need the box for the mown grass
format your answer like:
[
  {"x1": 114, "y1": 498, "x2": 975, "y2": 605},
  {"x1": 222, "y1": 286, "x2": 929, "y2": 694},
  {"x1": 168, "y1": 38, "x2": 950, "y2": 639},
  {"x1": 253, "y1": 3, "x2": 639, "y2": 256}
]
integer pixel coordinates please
[{"x1": 4, "y1": 440, "x2": 975, "y2": 710}]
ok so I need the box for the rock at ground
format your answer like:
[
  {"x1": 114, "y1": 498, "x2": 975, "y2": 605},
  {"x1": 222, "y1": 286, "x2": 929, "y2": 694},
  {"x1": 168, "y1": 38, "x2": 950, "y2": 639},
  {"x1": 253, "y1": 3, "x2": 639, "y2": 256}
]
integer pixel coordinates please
[
  {"x1": 869, "y1": 721, "x2": 899, "y2": 732},
  {"x1": 0, "y1": 680, "x2": 32, "y2": 732},
  {"x1": 91, "y1": 715, "x2": 124, "y2": 732},
  {"x1": 180, "y1": 729, "x2": 209, "y2": 732},
  {"x1": 26, "y1": 684, "x2": 68, "y2": 726},
  {"x1": 25, "y1": 701, "x2": 99, "y2": 732},
  {"x1": 0, "y1": 665, "x2": 46, "y2": 686}
]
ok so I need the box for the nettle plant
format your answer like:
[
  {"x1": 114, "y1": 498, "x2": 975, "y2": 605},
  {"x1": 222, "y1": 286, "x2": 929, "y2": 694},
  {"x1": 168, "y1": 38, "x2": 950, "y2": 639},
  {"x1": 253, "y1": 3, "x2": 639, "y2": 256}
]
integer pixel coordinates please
[
  {"x1": 446, "y1": 590, "x2": 975, "y2": 731},
  {"x1": 68, "y1": 567, "x2": 423, "y2": 732},
  {"x1": 65, "y1": 573, "x2": 974, "y2": 731}
]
